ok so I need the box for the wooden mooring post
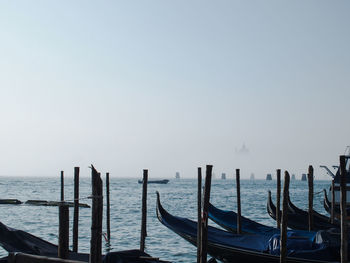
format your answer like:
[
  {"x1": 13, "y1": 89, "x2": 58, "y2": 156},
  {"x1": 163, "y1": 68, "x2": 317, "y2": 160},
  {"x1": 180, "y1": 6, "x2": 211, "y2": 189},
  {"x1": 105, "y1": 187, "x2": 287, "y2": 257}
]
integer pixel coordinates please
[
  {"x1": 331, "y1": 179, "x2": 335, "y2": 224},
  {"x1": 308, "y1": 165, "x2": 314, "y2": 231},
  {"x1": 197, "y1": 167, "x2": 202, "y2": 263},
  {"x1": 236, "y1": 169, "x2": 241, "y2": 234},
  {"x1": 90, "y1": 166, "x2": 103, "y2": 263},
  {"x1": 276, "y1": 169, "x2": 281, "y2": 229},
  {"x1": 58, "y1": 203, "x2": 69, "y2": 259},
  {"x1": 61, "y1": 171, "x2": 64, "y2": 202},
  {"x1": 140, "y1": 169, "x2": 148, "y2": 252},
  {"x1": 73, "y1": 167, "x2": 79, "y2": 253},
  {"x1": 280, "y1": 171, "x2": 290, "y2": 263},
  {"x1": 340, "y1": 155, "x2": 348, "y2": 263},
  {"x1": 200, "y1": 165, "x2": 213, "y2": 263},
  {"x1": 106, "y1": 172, "x2": 111, "y2": 244}
]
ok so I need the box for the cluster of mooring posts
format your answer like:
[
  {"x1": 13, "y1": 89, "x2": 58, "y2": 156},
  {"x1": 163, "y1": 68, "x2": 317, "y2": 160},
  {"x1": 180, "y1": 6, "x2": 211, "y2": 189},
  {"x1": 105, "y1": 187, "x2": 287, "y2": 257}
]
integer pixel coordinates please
[
  {"x1": 6, "y1": 166, "x2": 160, "y2": 263},
  {"x1": 195, "y1": 155, "x2": 349, "y2": 263}
]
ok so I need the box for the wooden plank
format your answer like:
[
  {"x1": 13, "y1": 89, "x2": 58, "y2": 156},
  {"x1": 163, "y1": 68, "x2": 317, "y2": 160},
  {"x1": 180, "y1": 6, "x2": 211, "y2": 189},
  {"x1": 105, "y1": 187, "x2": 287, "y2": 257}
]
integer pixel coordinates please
[
  {"x1": 0, "y1": 199, "x2": 22, "y2": 204},
  {"x1": 8, "y1": 252, "x2": 84, "y2": 263},
  {"x1": 25, "y1": 200, "x2": 89, "y2": 208}
]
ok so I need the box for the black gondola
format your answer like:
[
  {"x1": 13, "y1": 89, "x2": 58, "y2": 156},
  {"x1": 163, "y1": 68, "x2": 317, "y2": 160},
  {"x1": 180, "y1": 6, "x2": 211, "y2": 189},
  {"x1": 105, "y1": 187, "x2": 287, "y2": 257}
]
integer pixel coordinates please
[
  {"x1": 323, "y1": 189, "x2": 350, "y2": 220},
  {"x1": 0, "y1": 221, "x2": 170, "y2": 262},
  {"x1": 267, "y1": 190, "x2": 339, "y2": 230},
  {"x1": 320, "y1": 151, "x2": 350, "y2": 216},
  {"x1": 208, "y1": 202, "x2": 315, "y2": 239},
  {"x1": 156, "y1": 191, "x2": 341, "y2": 263}
]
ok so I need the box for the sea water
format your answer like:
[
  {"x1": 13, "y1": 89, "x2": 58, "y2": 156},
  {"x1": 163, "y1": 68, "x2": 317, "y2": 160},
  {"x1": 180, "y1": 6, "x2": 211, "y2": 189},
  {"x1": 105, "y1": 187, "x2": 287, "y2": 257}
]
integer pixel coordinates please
[{"x1": 0, "y1": 177, "x2": 331, "y2": 262}]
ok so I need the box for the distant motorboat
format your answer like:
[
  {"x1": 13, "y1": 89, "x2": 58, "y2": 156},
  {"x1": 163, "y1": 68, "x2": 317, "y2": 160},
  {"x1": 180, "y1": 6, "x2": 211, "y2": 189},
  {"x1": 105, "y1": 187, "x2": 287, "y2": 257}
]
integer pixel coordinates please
[
  {"x1": 175, "y1": 172, "x2": 180, "y2": 179},
  {"x1": 266, "y1": 174, "x2": 272, "y2": 180},
  {"x1": 291, "y1": 174, "x2": 296, "y2": 180},
  {"x1": 221, "y1": 173, "x2": 226, "y2": 180},
  {"x1": 138, "y1": 179, "x2": 169, "y2": 184},
  {"x1": 250, "y1": 173, "x2": 255, "y2": 180},
  {"x1": 301, "y1": 174, "x2": 307, "y2": 181}
]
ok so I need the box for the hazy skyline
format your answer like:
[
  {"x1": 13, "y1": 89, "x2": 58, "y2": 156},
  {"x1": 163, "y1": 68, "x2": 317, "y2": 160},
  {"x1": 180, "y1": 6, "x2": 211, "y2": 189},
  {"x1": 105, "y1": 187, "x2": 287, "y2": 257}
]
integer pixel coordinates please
[{"x1": 1, "y1": 1, "x2": 349, "y2": 179}]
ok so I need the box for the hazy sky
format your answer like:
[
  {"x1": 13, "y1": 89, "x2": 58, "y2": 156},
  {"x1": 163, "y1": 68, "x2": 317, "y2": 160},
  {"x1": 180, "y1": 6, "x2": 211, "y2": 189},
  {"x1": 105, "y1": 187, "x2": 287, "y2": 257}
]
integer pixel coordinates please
[{"x1": 0, "y1": 1, "x2": 349, "y2": 179}]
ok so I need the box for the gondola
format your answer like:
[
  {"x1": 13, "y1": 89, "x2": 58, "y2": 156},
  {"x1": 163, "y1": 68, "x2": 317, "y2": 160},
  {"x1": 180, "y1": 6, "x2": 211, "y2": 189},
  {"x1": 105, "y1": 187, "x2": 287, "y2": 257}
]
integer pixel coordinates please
[
  {"x1": 208, "y1": 203, "x2": 315, "y2": 240},
  {"x1": 323, "y1": 189, "x2": 350, "y2": 220},
  {"x1": 267, "y1": 190, "x2": 338, "y2": 230},
  {"x1": 0, "y1": 221, "x2": 170, "y2": 263},
  {"x1": 156, "y1": 191, "x2": 341, "y2": 263},
  {"x1": 320, "y1": 151, "x2": 350, "y2": 211},
  {"x1": 138, "y1": 179, "x2": 169, "y2": 184}
]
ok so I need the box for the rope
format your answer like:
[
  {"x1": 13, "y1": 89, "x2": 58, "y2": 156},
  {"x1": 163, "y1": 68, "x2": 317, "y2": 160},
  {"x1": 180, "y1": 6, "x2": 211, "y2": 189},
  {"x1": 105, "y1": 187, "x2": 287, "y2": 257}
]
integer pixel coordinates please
[{"x1": 314, "y1": 190, "x2": 324, "y2": 195}]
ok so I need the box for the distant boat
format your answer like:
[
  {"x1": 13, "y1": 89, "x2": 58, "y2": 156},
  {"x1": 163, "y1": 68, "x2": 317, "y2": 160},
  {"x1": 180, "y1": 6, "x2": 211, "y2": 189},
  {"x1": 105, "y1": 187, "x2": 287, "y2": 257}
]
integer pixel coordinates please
[
  {"x1": 250, "y1": 173, "x2": 255, "y2": 180},
  {"x1": 291, "y1": 174, "x2": 296, "y2": 180},
  {"x1": 266, "y1": 174, "x2": 272, "y2": 180},
  {"x1": 301, "y1": 174, "x2": 307, "y2": 181},
  {"x1": 175, "y1": 172, "x2": 180, "y2": 179},
  {"x1": 138, "y1": 179, "x2": 169, "y2": 184},
  {"x1": 221, "y1": 173, "x2": 226, "y2": 180}
]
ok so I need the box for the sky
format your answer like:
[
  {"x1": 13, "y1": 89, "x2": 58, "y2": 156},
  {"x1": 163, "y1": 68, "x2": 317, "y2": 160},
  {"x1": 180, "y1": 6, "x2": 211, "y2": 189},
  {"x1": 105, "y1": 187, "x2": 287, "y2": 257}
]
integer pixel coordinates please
[{"x1": 0, "y1": 1, "x2": 349, "y2": 179}]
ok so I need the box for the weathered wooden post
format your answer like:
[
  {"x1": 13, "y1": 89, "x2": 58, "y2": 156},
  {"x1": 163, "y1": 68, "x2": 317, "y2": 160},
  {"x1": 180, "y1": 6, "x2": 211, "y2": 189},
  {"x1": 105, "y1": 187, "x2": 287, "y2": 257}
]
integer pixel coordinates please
[
  {"x1": 276, "y1": 169, "x2": 281, "y2": 229},
  {"x1": 140, "y1": 169, "x2": 148, "y2": 252},
  {"x1": 280, "y1": 171, "x2": 290, "y2": 263},
  {"x1": 106, "y1": 172, "x2": 111, "y2": 244},
  {"x1": 308, "y1": 165, "x2": 314, "y2": 231},
  {"x1": 58, "y1": 203, "x2": 69, "y2": 259},
  {"x1": 331, "y1": 179, "x2": 335, "y2": 224},
  {"x1": 236, "y1": 169, "x2": 242, "y2": 234},
  {"x1": 200, "y1": 165, "x2": 213, "y2": 263},
  {"x1": 90, "y1": 166, "x2": 103, "y2": 263},
  {"x1": 73, "y1": 167, "x2": 80, "y2": 253},
  {"x1": 340, "y1": 155, "x2": 347, "y2": 263},
  {"x1": 61, "y1": 171, "x2": 64, "y2": 201},
  {"x1": 197, "y1": 167, "x2": 202, "y2": 263}
]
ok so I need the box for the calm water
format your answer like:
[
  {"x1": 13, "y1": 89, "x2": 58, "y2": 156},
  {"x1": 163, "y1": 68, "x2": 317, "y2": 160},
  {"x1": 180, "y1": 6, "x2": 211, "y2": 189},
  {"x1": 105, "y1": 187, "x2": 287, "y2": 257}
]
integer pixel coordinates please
[{"x1": 0, "y1": 177, "x2": 331, "y2": 262}]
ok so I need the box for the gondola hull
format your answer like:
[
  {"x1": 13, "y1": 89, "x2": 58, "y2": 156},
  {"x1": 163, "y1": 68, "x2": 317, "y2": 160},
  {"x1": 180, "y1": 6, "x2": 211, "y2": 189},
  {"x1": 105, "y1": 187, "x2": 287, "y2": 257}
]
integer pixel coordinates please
[
  {"x1": 267, "y1": 190, "x2": 338, "y2": 230},
  {"x1": 156, "y1": 192, "x2": 341, "y2": 263},
  {"x1": 323, "y1": 189, "x2": 350, "y2": 220},
  {"x1": 208, "y1": 202, "x2": 315, "y2": 240},
  {"x1": 0, "y1": 221, "x2": 170, "y2": 262}
]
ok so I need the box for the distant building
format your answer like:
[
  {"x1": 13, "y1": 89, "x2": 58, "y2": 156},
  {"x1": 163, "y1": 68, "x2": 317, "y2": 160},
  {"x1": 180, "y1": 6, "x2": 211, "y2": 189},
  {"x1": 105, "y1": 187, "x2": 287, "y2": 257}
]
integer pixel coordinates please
[
  {"x1": 250, "y1": 173, "x2": 255, "y2": 180},
  {"x1": 301, "y1": 174, "x2": 307, "y2": 181},
  {"x1": 221, "y1": 173, "x2": 226, "y2": 180},
  {"x1": 175, "y1": 172, "x2": 180, "y2": 179},
  {"x1": 266, "y1": 174, "x2": 272, "y2": 180},
  {"x1": 236, "y1": 143, "x2": 249, "y2": 154}
]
